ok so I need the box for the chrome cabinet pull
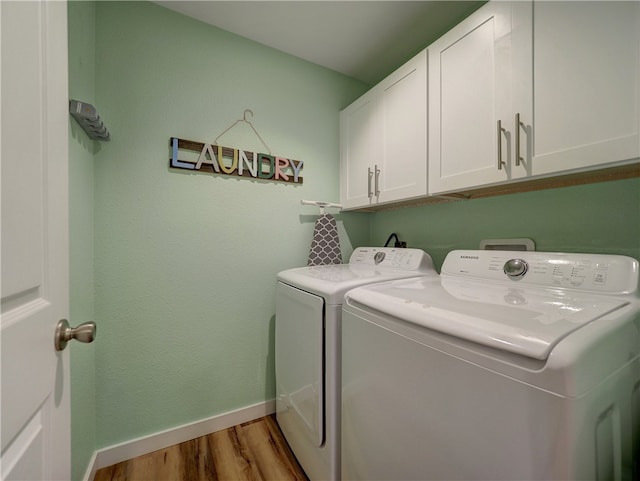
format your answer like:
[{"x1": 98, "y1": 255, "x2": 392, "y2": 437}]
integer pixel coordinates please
[
  {"x1": 515, "y1": 113, "x2": 524, "y2": 166},
  {"x1": 497, "y1": 120, "x2": 506, "y2": 170},
  {"x1": 367, "y1": 167, "x2": 373, "y2": 198},
  {"x1": 374, "y1": 165, "x2": 381, "y2": 196}
]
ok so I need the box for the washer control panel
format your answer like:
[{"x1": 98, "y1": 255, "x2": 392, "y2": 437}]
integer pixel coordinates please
[
  {"x1": 349, "y1": 247, "x2": 434, "y2": 271},
  {"x1": 442, "y1": 250, "x2": 639, "y2": 294}
]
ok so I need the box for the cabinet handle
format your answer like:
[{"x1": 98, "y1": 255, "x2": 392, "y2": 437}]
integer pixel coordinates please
[
  {"x1": 374, "y1": 165, "x2": 381, "y2": 196},
  {"x1": 515, "y1": 113, "x2": 524, "y2": 167},
  {"x1": 367, "y1": 167, "x2": 373, "y2": 198},
  {"x1": 497, "y1": 120, "x2": 506, "y2": 170}
]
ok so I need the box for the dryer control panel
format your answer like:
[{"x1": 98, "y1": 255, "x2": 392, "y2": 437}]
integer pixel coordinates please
[
  {"x1": 442, "y1": 250, "x2": 639, "y2": 295},
  {"x1": 349, "y1": 247, "x2": 434, "y2": 271}
]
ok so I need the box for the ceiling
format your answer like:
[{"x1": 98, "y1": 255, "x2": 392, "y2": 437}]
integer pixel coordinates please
[{"x1": 154, "y1": 1, "x2": 485, "y2": 85}]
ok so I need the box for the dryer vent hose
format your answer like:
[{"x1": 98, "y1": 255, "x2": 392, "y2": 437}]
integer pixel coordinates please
[{"x1": 384, "y1": 233, "x2": 407, "y2": 248}]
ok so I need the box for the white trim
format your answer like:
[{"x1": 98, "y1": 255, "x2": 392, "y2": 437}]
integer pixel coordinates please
[
  {"x1": 81, "y1": 452, "x2": 98, "y2": 481},
  {"x1": 83, "y1": 400, "x2": 275, "y2": 479}
]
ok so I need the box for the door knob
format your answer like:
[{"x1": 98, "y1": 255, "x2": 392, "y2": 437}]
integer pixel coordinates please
[{"x1": 54, "y1": 319, "x2": 96, "y2": 351}]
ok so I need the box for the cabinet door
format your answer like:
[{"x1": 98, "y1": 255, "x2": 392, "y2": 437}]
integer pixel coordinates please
[
  {"x1": 530, "y1": 1, "x2": 640, "y2": 176},
  {"x1": 340, "y1": 91, "x2": 378, "y2": 209},
  {"x1": 429, "y1": 2, "x2": 527, "y2": 194},
  {"x1": 377, "y1": 50, "x2": 428, "y2": 205}
]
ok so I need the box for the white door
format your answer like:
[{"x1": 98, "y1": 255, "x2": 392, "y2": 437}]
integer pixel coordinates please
[
  {"x1": 1, "y1": 2, "x2": 71, "y2": 480},
  {"x1": 378, "y1": 50, "x2": 427, "y2": 205},
  {"x1": 428, "y1": 1, "x2": 527, "y2": 194},
  {"x1": 529, "y1": 1, "x2": 640, "y2": 176},
  {"x1": 340, "y1": 91, "x2": 378, "y2": 209}
]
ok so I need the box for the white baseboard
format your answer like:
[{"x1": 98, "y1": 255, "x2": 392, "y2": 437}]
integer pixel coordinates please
[
  {"x1": 83, "y1": 399, "x2": 275, "y2": 480},
  {"x1": 81, "y1": 451, "x2": 98, "y2": 481}
]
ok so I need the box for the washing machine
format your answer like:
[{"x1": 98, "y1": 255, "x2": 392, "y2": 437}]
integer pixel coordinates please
[
  {"x1": 342, "y1": 249, "x2": 640, "y2": 480},
  {"x1": 276, "y1": 247, "x2": 436, "y2": 481}
]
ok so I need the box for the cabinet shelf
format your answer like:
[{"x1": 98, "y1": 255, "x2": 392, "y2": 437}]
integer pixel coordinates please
[{"x1": 355, "y1": 163, "x2": 640, "y2": 213}]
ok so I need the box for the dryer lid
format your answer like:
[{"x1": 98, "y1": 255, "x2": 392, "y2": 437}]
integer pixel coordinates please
[
  {"x1": 346, "y1": 276, "x2": 630, "y2": 360},
  {"x1": 277, "y1": 264, "x2": 433, "y2": 304},
  {"x1": 277, "y1": 247, "x2": 436, "y2": 304}
]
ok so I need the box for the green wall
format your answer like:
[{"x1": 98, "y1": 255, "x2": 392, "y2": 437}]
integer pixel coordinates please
[
  {"x1": 370, "y1": 178, "x2": 640, "y2": 270},
  {"x1": 68, "y1": 2, "x2": 97, "y2": 480},
  {"x1": 90, "y1": 1, "x2": 368, "y2": 449}
]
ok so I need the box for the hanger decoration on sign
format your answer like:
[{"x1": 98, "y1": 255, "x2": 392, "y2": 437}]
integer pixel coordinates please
[
  {"x1": 215, "y1": 110, "x2": 271, "y2": 153},
  {"x1": 169, "y1": 110, "x2": 303, "y2": 184}
]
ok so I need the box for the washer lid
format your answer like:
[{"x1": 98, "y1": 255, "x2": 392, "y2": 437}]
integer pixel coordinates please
[{"x1": 346, "y1": 276, "x2": 630, "y2": 360}]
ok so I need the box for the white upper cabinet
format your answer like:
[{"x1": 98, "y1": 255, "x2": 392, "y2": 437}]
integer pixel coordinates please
[
  {"x1": 430, "y1": 1, "x2": 640, "y2": 195},
  {"x1": 343, "y1": 1, "x2": 639, "y2": 204},
  {"x1": 377, "y1": 52, "x2": 428, "y2": 204},
  {"x1": 528, "y1": 1, "x2": 640, "y2": 176},
  {"x1": 340, "y1": 50, "x2": 427, "y2": 209},
  {"x1": 428, "y1": 2, "x2": 530, "y2": 194},
  {"x1": 340, "y1": 91, "x2": 377, "y2": 209}
]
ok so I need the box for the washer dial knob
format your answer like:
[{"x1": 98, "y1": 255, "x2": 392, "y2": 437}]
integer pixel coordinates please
[{"x1": 504, "y1": 258, "x2": 528, "y2": 279}]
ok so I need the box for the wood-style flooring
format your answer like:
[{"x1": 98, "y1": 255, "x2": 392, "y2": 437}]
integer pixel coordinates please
[{"x1": 93, "y1": 415, "x2": 309, "y2": 481}]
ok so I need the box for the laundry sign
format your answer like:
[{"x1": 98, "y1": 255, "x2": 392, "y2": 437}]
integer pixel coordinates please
[{"x1": 169, "y1": 137, "x2": 303, "y2": 184}]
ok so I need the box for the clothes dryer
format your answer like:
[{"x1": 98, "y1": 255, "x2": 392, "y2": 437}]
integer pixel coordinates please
[
  {"x1": 342, "y1": 250, "x2": 640, "y2": 480},
  {"x1": 276, "y1": 247, "x2": 436, "y2": 481}
]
